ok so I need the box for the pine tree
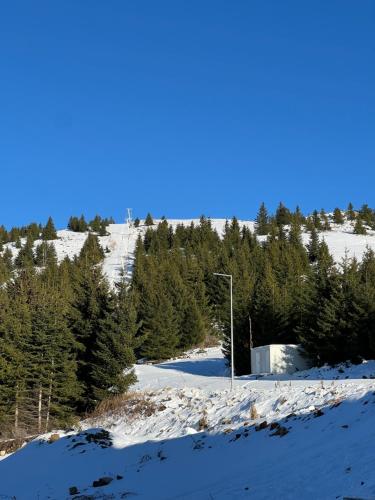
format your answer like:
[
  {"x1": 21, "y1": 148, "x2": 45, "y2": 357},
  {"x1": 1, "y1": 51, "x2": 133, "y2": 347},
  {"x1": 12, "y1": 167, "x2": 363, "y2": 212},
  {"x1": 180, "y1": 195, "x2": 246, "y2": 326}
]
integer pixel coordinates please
[
  {"x1": 353, "y1": 217, "x2": 367, "y2": 235},
  {"x1": 320, "y1": 209, "x2": 331, "y2": 231},
  {"x1": 89, "y1": 215, "x2": 102, "y2": 233},
  {"x1": 42, "y1": 217, "x2": 57, "y2": 240},
  {"x1": 35, "y1": 242, "x2": 57, "y2": 267},
  {"x1": 346, "y1": 202, "x2": 356, "y2": 221},
  {"x1": 307, "y1": 227, "x2": 320, "y2": 263},
  {"x1": 15, "y1": 236, "x2": 35, "y2": 268},
  {"x1": 359, "y1": 204, "x2": 374, "y2": 227},
  {"x1": 292, "y1": 206, "x2": 305, "y2": 225},
  {"x1": 145, "y1": 213, "x2": 154, "y2": 226},
  {"x1": 140, "y1": 285, "x2": 179, "y2": 360},
  {"x1": 358, "y1": 249, "x2": 375, "y2": 357},
  {"x1": 69, "y1": 264, "x2": 110, "y2": 410},
  {"x1": 79, "y1": 233, "x2": 104, "y2": 266},
  {"x1": 332, "y1": 208, "x2": 344, "y2": 224},
  {"x1": 179, "y1": 296, "x2": 206, "y2": 349},
  {"x1": 0, "y1": 249, "x2": 13, "y2": 285},
  {"x1": 0, "y1": 286, "x2": 34, "y2": 435},
  {"x1": 311, "y1": 210, "x2": 323, "y2": 230},
  {"x1": 78, "y1": 215, "x2": 88, "y2": 232},
  {"x1": 98, "y1": 221, "x2": 108, "y2": 236},
  {"x1": 288, "y1": 219, "x2": 302, "y2": 247},
  {"x1": 90, "y1": 291, "x2": 136, "y2": 402},
  {"x1": 275, "y1": 202, "x2": 291, "y2": 226},
  {"x1": 134, "y1": 218, "x2": 140, "y2": 228},
  {"x1": 255, "y1": 202, "x2": 270, "y2": 235},
  {"x1": 26, "y1": 223, "x2": 41, "y2": 241},
  {"x1": 30, "y1": 285, "x2": 81, "y2": 429},
  {"x1": 68, "y1": 216, "x2": 79, "y2": 232}
]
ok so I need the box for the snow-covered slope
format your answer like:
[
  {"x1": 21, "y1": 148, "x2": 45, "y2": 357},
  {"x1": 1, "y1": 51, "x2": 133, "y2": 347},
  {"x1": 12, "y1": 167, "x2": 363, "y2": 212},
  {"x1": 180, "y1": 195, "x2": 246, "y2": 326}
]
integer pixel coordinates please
[
  {"x1": 2, "y1": 347, "x2": 375, "y2": 499},
  {"x1": 5, "y1": 218, "x2": 375, "y2": 286}
]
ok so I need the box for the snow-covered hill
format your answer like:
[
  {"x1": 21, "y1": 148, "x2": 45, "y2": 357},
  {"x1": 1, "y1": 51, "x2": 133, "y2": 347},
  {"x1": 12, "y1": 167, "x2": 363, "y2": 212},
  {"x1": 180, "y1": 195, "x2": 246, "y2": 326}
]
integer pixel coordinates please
[
  {"x1": 2, "y1": 347, "x2": 375, "y2": 499},
  {"x1": 5, "y1": 218, "x2": 375, "y2": 285}
]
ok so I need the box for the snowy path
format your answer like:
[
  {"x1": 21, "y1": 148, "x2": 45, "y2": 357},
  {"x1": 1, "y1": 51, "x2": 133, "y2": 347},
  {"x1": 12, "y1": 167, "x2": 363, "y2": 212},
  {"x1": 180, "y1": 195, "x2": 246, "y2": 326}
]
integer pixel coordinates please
[{"x1": 135, "y1": 346, "x2": 375, "y2": 392}]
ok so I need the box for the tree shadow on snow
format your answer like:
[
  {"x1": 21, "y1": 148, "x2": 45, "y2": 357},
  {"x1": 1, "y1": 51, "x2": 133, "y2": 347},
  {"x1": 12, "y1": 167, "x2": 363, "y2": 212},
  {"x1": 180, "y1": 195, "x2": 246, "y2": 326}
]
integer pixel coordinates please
[{"x1": 156, "y1": 357, "x2": 229, "y2": 377}]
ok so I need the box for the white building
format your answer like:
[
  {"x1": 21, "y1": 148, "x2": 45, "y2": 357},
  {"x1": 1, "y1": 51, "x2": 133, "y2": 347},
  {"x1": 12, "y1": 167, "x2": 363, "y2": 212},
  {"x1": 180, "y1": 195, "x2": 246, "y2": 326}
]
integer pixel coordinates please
[{"x1": 251, "y1": 344, "x2": 310, "y2": 375}]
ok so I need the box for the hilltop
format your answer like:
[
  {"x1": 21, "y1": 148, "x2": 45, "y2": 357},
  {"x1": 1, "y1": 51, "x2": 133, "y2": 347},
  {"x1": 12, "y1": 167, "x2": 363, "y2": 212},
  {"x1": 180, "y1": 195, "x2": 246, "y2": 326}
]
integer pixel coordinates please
[{"x1": 4, "y1": 217, "x2": 375, "y2": 285}]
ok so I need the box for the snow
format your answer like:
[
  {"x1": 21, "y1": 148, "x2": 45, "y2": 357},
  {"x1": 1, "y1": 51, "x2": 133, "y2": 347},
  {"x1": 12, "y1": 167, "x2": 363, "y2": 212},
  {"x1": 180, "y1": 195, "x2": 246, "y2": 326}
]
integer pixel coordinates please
[
  {"x1": 2, "y1": 347, "x2": 375, "y2": 499},
  {"x1": 4, "y1": 218, "x2": 375, "y2": 286}
]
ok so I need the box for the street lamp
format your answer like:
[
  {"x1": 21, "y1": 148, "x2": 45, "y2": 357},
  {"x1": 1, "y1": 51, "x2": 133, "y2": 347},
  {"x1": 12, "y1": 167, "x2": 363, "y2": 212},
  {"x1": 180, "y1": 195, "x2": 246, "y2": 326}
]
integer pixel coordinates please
[{"x1": 213, "y1": 273, "x2": 234, "y2": 390}]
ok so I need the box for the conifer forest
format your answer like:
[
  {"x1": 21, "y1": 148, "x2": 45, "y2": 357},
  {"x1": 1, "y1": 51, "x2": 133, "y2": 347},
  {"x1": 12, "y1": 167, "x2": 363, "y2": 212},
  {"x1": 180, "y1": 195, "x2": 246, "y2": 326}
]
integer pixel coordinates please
[{"x1": 1, "y1": 204, "x2": 375, "y2": 439}]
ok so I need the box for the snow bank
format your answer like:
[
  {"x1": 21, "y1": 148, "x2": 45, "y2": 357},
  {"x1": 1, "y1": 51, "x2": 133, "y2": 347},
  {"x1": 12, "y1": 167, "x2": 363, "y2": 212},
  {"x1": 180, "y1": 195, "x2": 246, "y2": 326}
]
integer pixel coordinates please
[{"x1": 2, "y1": 348, "x2": 375, "y2": 499}]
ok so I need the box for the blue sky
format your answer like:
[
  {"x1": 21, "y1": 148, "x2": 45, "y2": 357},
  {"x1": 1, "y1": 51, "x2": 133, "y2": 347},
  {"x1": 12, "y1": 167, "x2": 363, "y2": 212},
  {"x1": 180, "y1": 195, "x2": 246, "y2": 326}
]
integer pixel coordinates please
[{"x1": 0, "y1": 1, "x2": 374, "y2": 228}]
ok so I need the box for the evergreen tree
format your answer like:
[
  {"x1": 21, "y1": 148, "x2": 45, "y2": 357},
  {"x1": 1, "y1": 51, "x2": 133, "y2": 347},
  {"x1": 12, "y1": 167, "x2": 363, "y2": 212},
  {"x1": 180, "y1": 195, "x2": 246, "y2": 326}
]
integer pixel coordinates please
[
  {"x1": 275, "y1": 202, "x2": 291, "y2": 226},
  {"x1": 359, "y1": 204, "x2": 374, "y2": 226},
  {"x1": 15, "y1": 236, "x2": 35, "y2": 268},
  {"x1": 30, "y1": 285, "x2": 81, "y2": 429},
  {"x1": 68, "y1": 215, "x2": 88, "y2": 232},
  {"x1": 42, "y1": 217, "x2": 57, "y2": 240},
  {"x1": 140, "y1": 284, "x2": 179, "y2": 360},
  {"x1": 333, "y1": 208, "x2": 344, "y2": 224},
  {"x1": 0, "y1": 283, "x2": 34, "y2": 435},
  {"x1": 0, "y1": 249, "x2": 13, "y2": 284},
  {"x1": 346, "y1": 202, "x2": 356, "y2": 221},
  {"x1": 35, "y1": 242, "x2": 57, "y2": 267},
  {"x1": 179, "y1": 296, "x2": 206, "y2": 349},
  {"x1": 353, "y1": 217, "x2": 367, "y2": 235},
  {"x1": 69, "y1": 264, "x2": 111, "y2": 410},
  {"x1": 293, "y1": 206, "x2": 305, "y2": 225},
  {"x1": 255, "y1": 202, "x2": 270, "y2": 235},
  {"x1": 26, "y1": 223, "x2": 41, "y2": 241},
  {"x1": 90, "y1": 291, "x2": 136, "y2": 402},
  {"x1": 320, "y1": 209, "x2": 331, "y2": 231},
  {"x1": 288, "y1": 219, "x2": 303, "y2": 247},
  {"x1": 79, "y1": 233, "x2": 104, "y2": 266},
  {"x1": 89, "y1": 215, "x2": 102, "y2": 233},
  {"x1": 145, "y1": 213, "x2": 154, "y2": 226},
  {"x1": 311, "y1": 210, "x2": 323, "y2": 230},
  {"x1": 307, "y1": 227, "x2": 320, "y2": 263}
]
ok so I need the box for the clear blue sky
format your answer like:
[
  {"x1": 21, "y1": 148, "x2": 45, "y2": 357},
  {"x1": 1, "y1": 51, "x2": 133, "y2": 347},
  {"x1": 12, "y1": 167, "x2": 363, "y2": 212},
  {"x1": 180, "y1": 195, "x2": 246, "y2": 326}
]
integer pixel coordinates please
[{"x1": 0, "y1": 1, "x2": 374, "y2": 228}]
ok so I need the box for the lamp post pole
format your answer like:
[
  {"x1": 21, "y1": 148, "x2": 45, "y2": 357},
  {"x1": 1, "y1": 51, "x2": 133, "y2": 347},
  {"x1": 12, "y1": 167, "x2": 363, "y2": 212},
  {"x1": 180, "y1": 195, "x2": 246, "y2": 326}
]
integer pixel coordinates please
[{"x1": 213, "y1": 273, "x2": 234, "y2": 390}]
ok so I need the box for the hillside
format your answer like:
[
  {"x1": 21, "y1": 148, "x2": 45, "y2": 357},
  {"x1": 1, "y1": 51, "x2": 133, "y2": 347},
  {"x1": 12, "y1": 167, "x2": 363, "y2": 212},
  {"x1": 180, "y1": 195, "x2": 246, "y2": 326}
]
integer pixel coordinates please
[
  {"x1": 2, "y1": 216, "x2": 375, "y2": 499},
  {"x1": 1, "y1": 347, "x2": 375, "y2": 499},
  {"x1": 5, "y1": 218, "x2": 375, "y2": 285}
]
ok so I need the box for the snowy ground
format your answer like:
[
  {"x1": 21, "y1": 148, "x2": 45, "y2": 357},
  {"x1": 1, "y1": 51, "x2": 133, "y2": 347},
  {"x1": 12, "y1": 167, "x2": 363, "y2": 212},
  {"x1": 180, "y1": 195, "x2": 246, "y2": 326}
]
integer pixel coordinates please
[
  {"x1": 2, "y1": 347, "x2": 375, "y2": 499},
  {"x1": 4, "y1": 218, "x2": 375, "y2": 285}
]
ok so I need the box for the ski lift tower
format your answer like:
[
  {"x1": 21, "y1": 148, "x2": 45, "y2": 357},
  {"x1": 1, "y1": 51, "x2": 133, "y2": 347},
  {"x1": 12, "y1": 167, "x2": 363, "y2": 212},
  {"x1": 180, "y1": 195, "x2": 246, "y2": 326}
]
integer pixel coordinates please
[
  {"x1": 126, "y1": 208, "x2": 133, "y2": 228},
  {"x1": 121, "y1": 208, "x2": 133, "y2": 278}
]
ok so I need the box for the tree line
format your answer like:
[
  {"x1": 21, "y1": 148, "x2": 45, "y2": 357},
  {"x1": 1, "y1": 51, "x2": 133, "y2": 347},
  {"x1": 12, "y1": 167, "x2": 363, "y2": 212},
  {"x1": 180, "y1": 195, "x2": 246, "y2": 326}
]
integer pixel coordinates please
[{"x1": 0, "y1": 214, "x2": 115, "y2": 247}]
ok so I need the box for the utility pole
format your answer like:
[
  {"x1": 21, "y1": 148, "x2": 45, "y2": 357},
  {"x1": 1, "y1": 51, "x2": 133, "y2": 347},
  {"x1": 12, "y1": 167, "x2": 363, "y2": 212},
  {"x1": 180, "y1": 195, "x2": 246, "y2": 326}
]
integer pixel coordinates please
[
  {"x1": 213, "y1": 273, "x2": 234, "y2": 390},
  {"x1": 249, "y1": 314, "x2": 253, "y2": 373}
]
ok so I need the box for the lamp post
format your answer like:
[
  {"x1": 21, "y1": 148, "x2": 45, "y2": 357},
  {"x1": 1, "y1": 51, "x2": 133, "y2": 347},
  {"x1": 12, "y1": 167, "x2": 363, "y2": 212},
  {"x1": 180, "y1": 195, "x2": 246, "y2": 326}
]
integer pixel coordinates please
[{"x1": 213, "y1": 273, "x2": 234, "y2": 390}]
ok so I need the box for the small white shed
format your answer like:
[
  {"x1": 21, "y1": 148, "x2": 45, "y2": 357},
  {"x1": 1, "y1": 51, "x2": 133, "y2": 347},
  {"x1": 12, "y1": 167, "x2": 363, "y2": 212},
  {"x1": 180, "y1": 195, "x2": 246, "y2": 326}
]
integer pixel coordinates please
[{"x1": 251, "y1": 344, "x2": 310, "y2": 375}]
